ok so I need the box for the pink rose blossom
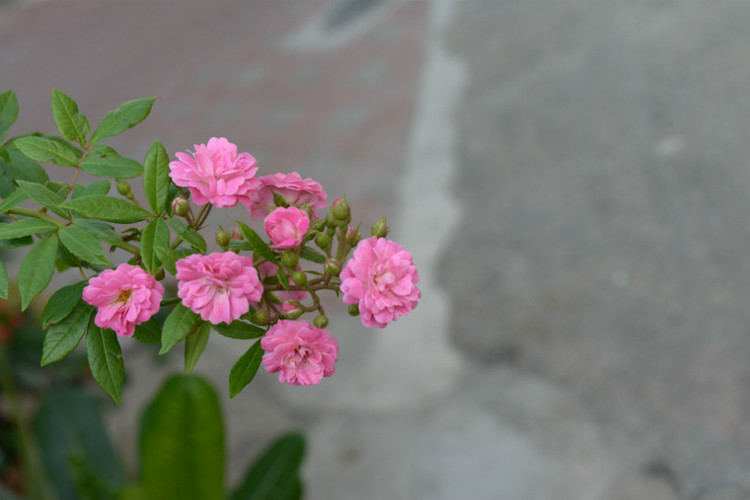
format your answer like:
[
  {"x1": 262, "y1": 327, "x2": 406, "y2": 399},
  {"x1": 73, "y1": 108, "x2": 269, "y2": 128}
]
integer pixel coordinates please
[
  {"x1": 258, "y1": 262, "x2": 307, "y2": 309},
  {"x1": 246, "y1": 172, "x2": 327, "y2": 220},
  {"x1": 340, "y1": 237, "x2": 421, "y2": 328},
  {"x1": 83, "y1": 263, "x2": 164, "y2": 337},
  {"x1": 169, "y1": 137, "x2": 259, "y2": 208},
  {"x1": 176, "y1": 252, "x2": 263, "y2": 324},
  {"x1": 261, "y1": 320, "x2": 338, "y2": 386},
  {"x1": 264, "y1": 207, "x2": 310, "y2": 249}
]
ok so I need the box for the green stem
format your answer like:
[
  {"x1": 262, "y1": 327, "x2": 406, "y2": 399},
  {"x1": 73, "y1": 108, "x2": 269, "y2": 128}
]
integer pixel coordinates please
[{"x1": 7, "y1": 208, "x2": 62, "y2": 225}]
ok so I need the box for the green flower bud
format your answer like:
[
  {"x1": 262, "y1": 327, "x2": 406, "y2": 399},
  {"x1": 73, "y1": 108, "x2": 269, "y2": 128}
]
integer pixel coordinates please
[
  {"x1": 311, "y1": 218, "x2": 326, "y2": 232},
  {"x1": 348, "y1": 304, "x2": 360, "y2": 316},
  {"x1": 252, "y1": 309, "x2": 270, "y2": 325},
  {"x1": 332, "y1": 198, "x2": 350, "y2": 221},
  {"x1": 346, "y1": 224, "x2": 361, "y2": 246},
  {"x1": 126, "y1": 192, "x2": 136, "y2": 201},
  {"x1": 116, "y1": 180, "x2": 131, "y2": 195},
  {"x1": 173, "y1": 198, "x2": 190, "y2": 217},
  {"x1": 281, "y1": 252, "x2": 299, "y2": 270},
  {"x1": 154, "y1": 268, "x2": 165, "y2": 281},
  {"x1": 292, "y1": 271, "x2": 307, "y2": 287},
  {"x1": 215, "y1": 228, "x2": 231, "y2": 249},
  {"x1": 324, "y1": 259, "x2": 340, "y2": 277},
  {"x1": 326, "y1": 226, "x2": 336, "y2": 237},
  {"x1": 325, "y1": 211, "x2": 337, "y2": 229},
  {"x1": 314, "y1": 315, "x2": 329, "y2": 329},
  {"x1": 315, "y1": 232, "x2": 331, "y2": 251},
  {"x1": 284, "y1": 301, "x2": 303, "y2": 319},
  {"x1": 371, "y1": 217, "x2": 388, "y2": 238}
]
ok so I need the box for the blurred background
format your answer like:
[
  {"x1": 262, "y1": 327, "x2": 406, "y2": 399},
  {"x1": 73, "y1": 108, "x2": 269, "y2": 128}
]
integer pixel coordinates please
[{"x1": 3, "y1": 0, "x2": 750, "y2": 499}]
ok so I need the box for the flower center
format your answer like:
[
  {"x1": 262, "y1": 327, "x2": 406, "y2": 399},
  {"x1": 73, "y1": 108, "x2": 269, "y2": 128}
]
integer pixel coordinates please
[{"x1": 114, "y1": 289, "x2": 133, "y2": 304}]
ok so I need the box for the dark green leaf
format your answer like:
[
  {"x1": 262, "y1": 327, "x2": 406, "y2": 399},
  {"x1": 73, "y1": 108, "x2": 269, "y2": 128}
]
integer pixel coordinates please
[
  {"x1": 184, "y1": 322, "x2": 210, "y2": 374},
  {"x1": 41, "y1": 302, "x2": 92, "y2": 365},
  {"x1": 153, "y1": 245, "x2": 181, "y2": 276},
  {"x1": 237, "y1": 221, "x2": 278, "y2": 264},
  {"x1": 91, "y1": 97, "x2": 156, "y2": 144},
  {"x1": 0, "y1": 218, "x2": 58, "y2": 239},
  {"x1": 140, "y1": 374, "x2": 224, "y2": 500},
  {"x1": 168, "y1": 217, "x2": 206, "y2": 252},
  {"x1": 80, "y1": 179, "x2": 111, "y2": 197},
  {"x1": 160, "y1": 304, "x2": 202, "y2": 354},
  {"x1": 213, "y1": 321, "x2": 265, "y2": 340},
  {"x1": 42, "y1": 281, "x2": 86, "y2": 328},
  {"x1": 134, "y1": 318, "x2": 161, "y2": 344},
  {"x1": 81, "y1": 148, "x2": 143, "y2": 179},
  {"x1": 0, "y1": 188, "x2": 27, "y2": 213},
  {"x1": 229, "y1": 341, "x2": 263, "y2": 398},
  {"x1": 74, "y1": 219, "x2": 122, "y2": 246},
  {"x1": 229, "y1": 433, "x2": 306, "y2": 500},
  {"x1": 18, "y1": 234, "x2": 58, "y2": 310},
  {"x1": 300, "y1": 246, "x2": 326, "y2": 264},
  {"x1": 0, "y1": 148, "x2": 49, "y2": 187},
  {"x1": 14, "y1": 136, "x2": 82, "y2": 167},
  {"x1": 86, "y1": 323, "x2": 124, "y2": 405},
  {"x1": 276, "y1": 268, "x2": 290, "y2": 291},
  {"x1": 0, "y1": 261, "x2": 7, "y2": 300},
  {"x1": 59, "y1": 195, "x2": 151, "y2": 223},
  {"x1": 0, "y1": 90, "x2": 18, "y2": 143},
  {"x1": 51, "y1": 89, "x2": 90, "y2": 146},
  {"x1": 141, "y1": 218, "x2": 169, "y2": 273},
  {"x1": 58, "y1": 226, "x2": 111, "y2": 265},
  {"x1": 0, "y1": 235, "x2": 32, "y2": 249},
  {"x1": 33, "y1": 390, "x2": 124, "y2": 500},
  {"x1": 144, "y1": 141, "x2": 170, "y2": 214}
]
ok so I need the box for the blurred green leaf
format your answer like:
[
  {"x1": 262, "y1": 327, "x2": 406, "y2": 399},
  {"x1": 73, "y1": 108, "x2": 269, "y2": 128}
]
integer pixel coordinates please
[
  {"x1": 184, "y1": 322, "x2": 210, "y2": 374},
  {"x1": 168, "y1": 217, "x2": 206, "y2": 252},
  {"x1": 0, "y1": 90, "x2": 18, "y2": 143},
  {"x1": 91, "y1": 97, "x2": 155, "y2": 144},
  {"x1": 0, "y1": 188, "x2": 28, "y2": 213},
  {"x1": 0, "y1": 218, "x2": 58, "y2": 239},
  {"x1": 86, "y1": 323, "x2": 124, "y2": 405},
  {"x1": 144, "y1": 141, "x2": 170, "y2": 214},
  {"x1": 79, "y1": 179, "x2": 111, "y2": 197},
  {"x1": 18, "y1": 234, "x2": 58, "y2": 310},
  {"x1": 59, "y1": 195, "x2": 151, "y2": 223},
  {"x1": 213, "y1": 321, "x2": 265, "y2": 340},
  {"x1": 159, "y1": 304, "x2": 201, "y2": 355},
  {"x1": 42, "y1": 281, "x2": 86, "y2": 328},
  {"x1": 141, "y1": 218, "x2": 169, "y2": 273},
  {"x1": 74, "y1": 219, "x2": 122, "y2": 246},
  {"x1": 237, "y1": 222, "x2": 278, "y2": 264},
  {"x1": 58, "y1": 226, "x2": 111, "y2": 266},
  {"x1": 0, "y1": 261, "x2": 7, "y2": 300},
  {"x1": 81, "y1": 146, "x2": 143, "y2": 179},
  {"x1": 229, "y1": 433, "x2": 305, "y2": 500},
  {"x1": 134, "y1": 318, "x2": 161, "y2": 344},
  {"x1": 140, "y1": 374, "x2": 224, "y2": 500},
  {"x1": 15, "y1": 136, "x2": 82, "y2": 167},
  {"x1": 41, "y1": 302, "x2": 92, "y2": 365},
  {"x1": 51, "y1": 89, "x2": 90, "y2": 146},
  {"x1": 228, "y1": 341, "x2": 263, "y2": 398},
  {"x1": 300, "y1": 246, "x2": 326, "y2": 264},
  {"x1": 153, "y1": 245, "x2": 181, "y2": 276},
  {"x1": 17, "y1": 180, "x2": 67, "y2": 217}
]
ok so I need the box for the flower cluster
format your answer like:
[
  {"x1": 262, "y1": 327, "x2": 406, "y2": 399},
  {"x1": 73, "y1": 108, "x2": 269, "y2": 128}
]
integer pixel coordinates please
[{"x1": 81, "y1": 137, "x2": 421, "y2": 390}]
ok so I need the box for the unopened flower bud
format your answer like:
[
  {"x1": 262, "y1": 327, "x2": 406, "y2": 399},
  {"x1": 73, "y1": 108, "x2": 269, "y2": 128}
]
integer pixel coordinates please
[
  {"x1": 311, "y1": 218, "x2": 326, "y2": 232},
  {"x1": 292, "y1": 271, "x2": 307, "y2": 287},
  {"x1": 273, "y1": 192, "x2": 289, "y2": 208},
  {"x1": 172, "y1": 197, "x2": 189, "y2": 217},
  {"x1": 116, "y1": 180, "x2": 131, "y2": 196},
  {"x1": 252, "y1": 309, "x2": 270, "y2": 325},
  {"x1": 216, "y1": 228, "x2": 231, "y2": 249},
  {"x1": 332, "y1": 198, "x2": 350, "y2": 221},
  {"x1": 346, "y1": 225, "x2": 361, "y2": 246},
  {"x1": 283, "y1": 301, "x2": 303, "y2": 319},
  {"x1": 281, "y1": 252, "x2": 299, "y2": 271},
  {"x1": 348, "y1": 304, "x2": 360, "y2": 316},
  {"x1": 371, "y1": 217, "x2": 388, "y2": 238},
  {"x1": 126, "y1": 192, "x2": 136, "y2": 201},
  {"x1": 325, "y1": 212, "x2": 337, "y2": 229},
  {"x1": 232, "y1": 229, "x2": 242, "y2": 240},
  {"x1": 324, "y1": 259, "x2": 340, "y2": 277},
  {"x1": 154, "y1": 268, "x2": 165, "y2": 281},
  {"x1": 314, "y1": 315, "x2": 329, "y2": 329},
  {"x1": 315, "y1": 232, "x2": 331, "y2": 251}
]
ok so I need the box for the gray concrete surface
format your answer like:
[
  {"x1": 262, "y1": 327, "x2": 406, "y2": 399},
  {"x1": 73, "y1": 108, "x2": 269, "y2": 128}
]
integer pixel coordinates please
[{"x1": 3, "y1": 0, "x2": 750, "y2": 498}]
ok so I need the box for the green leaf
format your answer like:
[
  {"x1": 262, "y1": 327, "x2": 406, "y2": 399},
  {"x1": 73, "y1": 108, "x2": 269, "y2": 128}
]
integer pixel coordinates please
[
  {"x1": 17, "y1": 180, "x2": 66, "y2": 216},
  {"x1": 276, "y1": 268, "x2": 290, "y2": 291},
  {"x1": 80, "y1": 179, "x2": 111, "y2": 197},
  {"x1": 0, "y1": 90, "x2": 19, "y2": 143},
  {"x1": 229, "y1": 240, "x2": 252, "y2": 251},
  {"x1": 42, "y1": 281, "x2": 86, "y2": 328},
  {"x1": 0, "y1": 188, "x2": 28, "y2": 213},
  {"x1": 18, "y1": 234, "x2": 58, "y2": 310},
  {"x1": 141, "y1": 218, "x2": 169, "y2": 273},
  {"x1": 15, "y1": 136, "x2": 82, "y2": 167},
  {"x1": 184, "y1": 322, "x2": 210, "y2": 374},
  {"x1": 213, "y1": 321, "x2": 265, "y2": 340},
  {"x1": 0, "y1": 235, "x2": 33, "y2": 249},
  {"x1": 140, "y1": 374, "x2": 224, "y2": 500},
  {"x1": 41, "y1": 302, "x2": 93, "y2": 365},
  {"x1": 168, "y1": 217, "x2": 206, "y2": 252},
  {"x1": 58, "y1": 226, "x2": 111, "y2": 266},
  {"x1": 0, "y1": 218, "x2": 58, "y2": 239},
  {"x1": 300, "y1": 245, "x2": 326, "y2": 264},
  {"x1": 0, "y1": 148, "x2": 49, "y2": 188},
  {"x1": 160, "y1": 304, "x2": 202, "y2": 355},
  {"x1": 74, "y1": 219, "x2": 122, "y2": 246},
  {"x1": 51, "y1": 89, "x2": 90, "y2": 146},
  {"x1": 33, "y1": 389, "x2": 124, "y2": 500},
  {"x1": 0, "y1": 261, "x2": 7, "y2": 300},
  {"x1": 237, "y1": 221, "x2": 278, "y2": 264},
  {"x1": 86, "y1": 323, "x2": 124, "y2": 405},
  {"x1": 134, "y1": 318, "x2": 161, "y2": 344},
  {"x1": 144, "y1": 141, "x2": 170, "y2": 214},
  {"x1": 153, "y1": 245, "x2": 181, "y2": 276},
  {"x1": 59, "y1": 195, "x2": 151, "y2": 223},
  {"x1": 91, "y1": 97, "x2": 156, "y2": 144},
  {"x1": 229, "y1": 433, "x2": 306, "y2": 500},
  {"x1": 81, "y1": 146, "x2": 143, "y2": 179},
  {"x1": 228, "y1": 341, "x2": 263, "y2": 398}
]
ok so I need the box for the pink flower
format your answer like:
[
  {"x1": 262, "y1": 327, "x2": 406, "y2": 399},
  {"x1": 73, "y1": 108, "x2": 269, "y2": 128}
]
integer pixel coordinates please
[
  {"x1": 261, "y1": 320, "x2": 338, "y2": 386},
  {"x1": 246, "y1": 172, "x2": 327, "y2": 220},
  {"x1": 83, "y1": 263, "x2": 164, "y2": 337},
  {"x1": 169, "y1": 137, "x2": 259, "y2": 208},
  {"x1": 340, "y1": 237, "x2": 421, "y2": 328},
  {"x1": 257, "y1": 262, "x2": 307, "y2": 309},
  {"x1": 264, "y1": 207, "x2": 310, "y2": 249},
  {"x1": 176, "y1": 252, "x2": 263, "y2": 324}
]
